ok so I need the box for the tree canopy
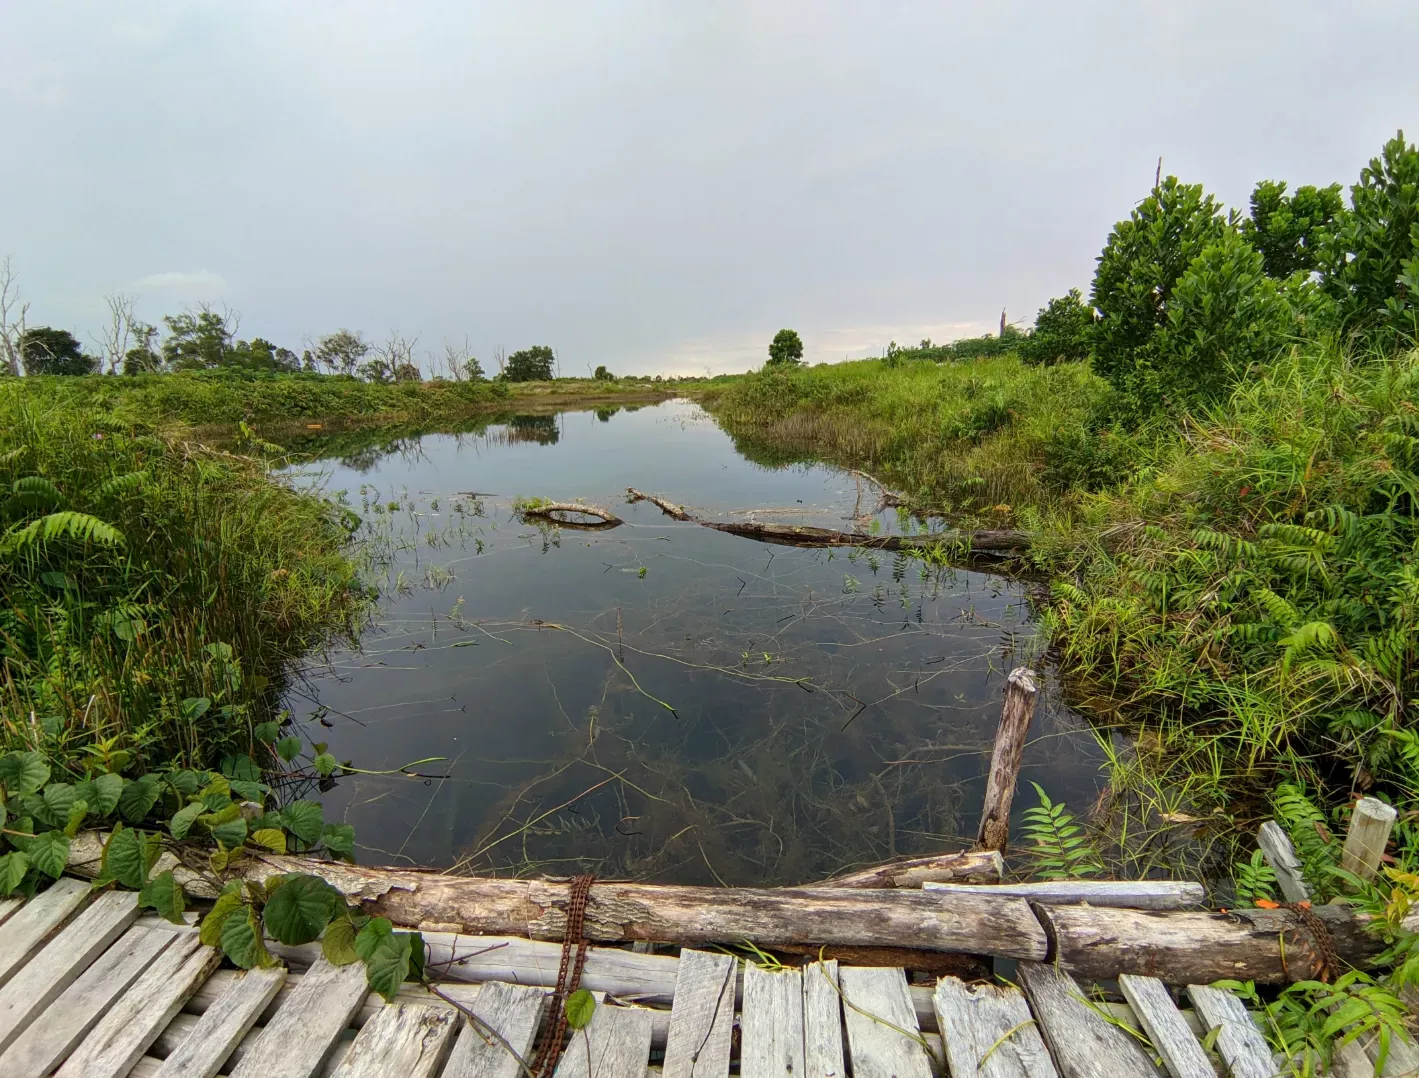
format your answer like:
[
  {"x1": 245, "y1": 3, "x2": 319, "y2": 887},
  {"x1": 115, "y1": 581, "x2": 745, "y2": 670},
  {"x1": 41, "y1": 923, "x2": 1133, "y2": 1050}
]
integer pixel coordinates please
[
  {"x1": 503, "y1": 346, "x2": 555, "y2": 382},
  {"x1": 767, "y1": 329, "x2": 804, "y2": 367},
  {"x1": 20, "y1": 327, "x2": 98, "y2": 376}
]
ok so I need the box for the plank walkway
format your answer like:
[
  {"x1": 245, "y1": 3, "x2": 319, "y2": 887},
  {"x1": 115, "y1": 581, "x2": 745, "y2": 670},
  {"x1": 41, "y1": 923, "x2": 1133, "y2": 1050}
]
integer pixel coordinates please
[{"x1": 0, "y1": 883, "x2": 1354, "y2": 1078}]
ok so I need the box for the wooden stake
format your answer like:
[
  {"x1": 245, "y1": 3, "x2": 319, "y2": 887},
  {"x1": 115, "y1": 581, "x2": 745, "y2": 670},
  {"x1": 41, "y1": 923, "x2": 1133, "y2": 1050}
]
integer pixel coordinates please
[
  {"x1": 976, "y1": 667, "x2": 1039, "y2": 852},
  {"x1": 1339, "y1": 797, "x2": 1397, "y2": 883}
]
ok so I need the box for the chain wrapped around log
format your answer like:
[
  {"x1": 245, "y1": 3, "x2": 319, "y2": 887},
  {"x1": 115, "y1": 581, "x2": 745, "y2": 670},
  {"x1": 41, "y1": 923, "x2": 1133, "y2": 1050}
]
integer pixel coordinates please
[
  {"x1": 514, "y1": 497, "x2": 623, "y2": 528},
  {"x1": 625, "y1": 488, "x2": 1027, "y2": 554}
]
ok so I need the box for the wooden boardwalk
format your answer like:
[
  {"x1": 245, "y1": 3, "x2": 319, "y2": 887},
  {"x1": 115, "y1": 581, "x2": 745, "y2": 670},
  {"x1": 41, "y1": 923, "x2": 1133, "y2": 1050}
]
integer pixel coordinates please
[{"x1": 2, "y1": 876, "x2": 1406, "y2": 1078}]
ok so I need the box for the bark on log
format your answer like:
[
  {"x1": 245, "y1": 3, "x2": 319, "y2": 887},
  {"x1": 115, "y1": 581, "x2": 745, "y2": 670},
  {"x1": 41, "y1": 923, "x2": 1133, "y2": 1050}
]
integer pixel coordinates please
[
  {"x1": 1037, "y1": 902, "x2": 1388, "y2": 985},
  {"x1": 626, "y1": 489, "x2": 1027, "y2": 554},
  {"x1": 64, "y1": 833, "x2": 1047, "y2": 958},
  {"x1": 515, "y1": 500, "x2": 623, "y2": 528},
  {"x1": 820, "y1": 850, "x2": 1002, "y2": 889},
  {"x1": 976, "y1": 667, "x2": 1038, "y2": 851},
  {"x1": 923, "y1": 879, "x2": 1204, "y2": 910}
]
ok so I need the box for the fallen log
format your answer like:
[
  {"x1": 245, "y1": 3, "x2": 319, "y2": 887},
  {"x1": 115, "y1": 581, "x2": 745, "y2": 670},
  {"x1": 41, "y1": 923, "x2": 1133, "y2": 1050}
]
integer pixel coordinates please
[
  {"x1": 626, "y1": 489, "x2": 1028, "y2": 554},
  {"x1": 65, "y1": 833, "x2": 1047, "y2": 959},
  {"x1": 515, "y1": 498, "x2": 623, "y2": 528},
  {"x1": 819, "y1": 849, "x2": 1002, "y2": 889},
  {"x1": 923, "y1": 879, "x2": 1205, "y2": 910},
  {"x1": 767, "y1": 943, "x2": 990, "y2": 980}
]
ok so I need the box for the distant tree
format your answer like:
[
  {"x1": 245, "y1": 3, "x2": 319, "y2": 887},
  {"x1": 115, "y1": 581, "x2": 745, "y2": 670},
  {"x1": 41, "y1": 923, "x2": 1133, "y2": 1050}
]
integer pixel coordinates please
[
  {"x1": 1242, "y1": 180, "x2": 1343, "y2": 278},
  {"x1": 0, "y1": 256, "x2": 29, "y2": 377},
  {"x1": 767, "y1": 329, "x2": 804, "y2": 367},
  {"x1": 462, "y1": 356, "x2": 485, "y2": 381},
  {"x1": 97, "y1": 293, "x2": 140, "y2": 375},
  {"x1": 315, "y1": 329, "x2": 370, "y2": 376},
  {"x1": 228, "y1": 337, "x2": 300, "y2": 371},
  {"x1": 503, "y1": 345, "x2": 555, "y2": 382},
  {"x1": 1019, "y1": 289, "x2": 1095, "y2": 366},
  {"x1": 439, "y1": 339, "x2": 483, "y2": 381},
  {"x1": 162, "y1": 306, "x2": 237, "y2": 369},
  {"x1": 123, "y1": 322, "x2": 161, "y2": 375},
  {"x1": 301, "y1": 350, "x2": 318, "y2": 372},
  {"x1": 20, "y1": 327, "x2": 99, "y2": 375},
  {"x1": 593, "y1": 364, "x2": 614, "y2": 381}
]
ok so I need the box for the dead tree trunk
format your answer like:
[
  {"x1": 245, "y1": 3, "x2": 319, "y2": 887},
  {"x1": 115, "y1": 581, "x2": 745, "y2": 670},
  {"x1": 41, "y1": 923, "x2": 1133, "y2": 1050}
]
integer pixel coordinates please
[{"x1": 976, "y1": 667, "x2": 1039, "y2": 851}]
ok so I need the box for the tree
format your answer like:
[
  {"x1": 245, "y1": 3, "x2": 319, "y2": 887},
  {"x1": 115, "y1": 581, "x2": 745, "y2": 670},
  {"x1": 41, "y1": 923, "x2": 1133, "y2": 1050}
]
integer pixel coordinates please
[
  {"x1": 19, "y1": 327, "x2": 99, "y2": 375},
  {"x1": 315, "y1": 329, "x2": 370, "y2": 376},
  {"x1": 1321, "y1": 130, "x2": 1419, "y2": 345},
  {"x1": 767, "y1": 329, "x2": 804, "y2": 367},
  {"x1": 0, "y1": 256, "x2": 28, "y2": 377},
  {"x1": 123, "y1": 322, "x2": 161, "y2": 375},
  {"x1": 503, "y1": 345, "x2": 555, "y2": 382},
  {"x1": 1018, "y1": 289, "x2": 1095, "y2": 366},
  {"x1": 162, "y1": 306, "x2": 237, "y2": 369},
  {"x1": 96, "y1": 293, "x2": 140, "y2": 375},
  {"x1": 593, "y1": 365, "x2": 614, "y2": 381},
  {"x1": 1242, "y1": 180, "x2": 1343, "y2": 278}
]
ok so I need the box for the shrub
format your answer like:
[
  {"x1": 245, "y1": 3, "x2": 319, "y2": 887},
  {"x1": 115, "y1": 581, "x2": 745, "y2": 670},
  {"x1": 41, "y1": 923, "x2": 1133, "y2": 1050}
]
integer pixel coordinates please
[
  {"x1": 1242, "y1": 179, "x2": 1344, "y2": 278},
  {"x1": 19, "y1": 328, "x2": 98, "y2": 376},
  {"x1": 594, "y1": 365, "x2": 614, "y2": 381},
  {"x1": 767, "y1": 329, "x2": 804, "y2": 368},
  {"x1": 1019, "y1": 290, "x2": 1095, "y2": 366},
  {"x1": 503, "y1": 346, "x2": 555, "y2": 382}
]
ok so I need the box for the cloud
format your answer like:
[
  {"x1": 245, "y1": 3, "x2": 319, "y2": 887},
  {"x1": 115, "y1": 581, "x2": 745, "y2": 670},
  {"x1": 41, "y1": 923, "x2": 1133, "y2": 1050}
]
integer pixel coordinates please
[{"x1": 129, "y1": 270, "x2": 230, "y2": 302}]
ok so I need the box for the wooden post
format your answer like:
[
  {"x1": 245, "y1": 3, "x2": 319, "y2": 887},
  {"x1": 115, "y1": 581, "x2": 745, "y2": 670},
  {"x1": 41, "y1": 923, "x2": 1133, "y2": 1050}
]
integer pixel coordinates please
[
  {"x1": 976, "y1": 667, "x2": 1039, "y2": 852},
  {"x1": 1339, "y1": 796, "x2": 1397, "y2": 883},
  {"x1": 1257, "y1": 821, "x2": 1310, "y2": 903}
]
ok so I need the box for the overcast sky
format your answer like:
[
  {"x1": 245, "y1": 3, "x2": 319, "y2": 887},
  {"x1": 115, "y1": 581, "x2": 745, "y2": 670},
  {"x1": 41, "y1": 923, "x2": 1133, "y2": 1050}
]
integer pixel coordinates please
[{"x1": 2, "y1": 2, "x2": 1415, "y2": 375}]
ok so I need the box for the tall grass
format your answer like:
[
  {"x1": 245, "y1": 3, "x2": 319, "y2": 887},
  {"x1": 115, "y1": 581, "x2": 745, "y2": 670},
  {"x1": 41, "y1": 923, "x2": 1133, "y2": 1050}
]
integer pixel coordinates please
[{"x1": 0, "y1": 389, "x2": 365, "y2": 768}]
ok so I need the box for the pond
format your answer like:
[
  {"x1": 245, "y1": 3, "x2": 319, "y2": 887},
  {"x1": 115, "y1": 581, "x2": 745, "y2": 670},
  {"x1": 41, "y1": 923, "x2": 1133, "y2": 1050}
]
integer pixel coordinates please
[{"x1": 284, "y1": 399, "x2": 1104, "y2": 885}]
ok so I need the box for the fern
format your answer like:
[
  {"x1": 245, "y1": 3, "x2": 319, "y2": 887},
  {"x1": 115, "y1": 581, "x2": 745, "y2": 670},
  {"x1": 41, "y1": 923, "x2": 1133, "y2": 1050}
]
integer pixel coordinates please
[
  {"x1": 1252, "y1": 587, "x2": 1303, "y2": 629},
  {"x1": 96, "y1": 471, "x2": 148, "y2": 500},
  {"x1": 8, "y1": 475, "x2": 64, "y2": 511},
  {"x1": 1019, "y1": 782, "x2": 1104, "y2": 880},
  {"x1": 3, "y1": 511, "x2": 125, "y2": 551},
  {"x1": 1234, "y1": 848, "x2": 1278, "y2": 905}
]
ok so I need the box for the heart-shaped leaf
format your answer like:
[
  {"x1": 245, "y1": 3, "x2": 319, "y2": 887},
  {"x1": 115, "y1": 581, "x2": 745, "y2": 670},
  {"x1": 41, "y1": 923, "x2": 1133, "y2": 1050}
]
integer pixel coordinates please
[
  {"x1": 220, "y1": 903, "x2": 274, "y2": 969},
  {"x1": 355, "y1": 917, "x2": 413, "y2": 1002},
  {"x1": 565, "y1": 988, "x2": 597, "y2": 1030},
  {"x1": 281, "y1": 801, "x2": 323, "y2": 846},
  {"x1": 170, "y1": 802, "x2": 204, "y2": 841},
  {"x1": 28, "y1": 830, "x2": 69, "y2": 879},
  {"x1": 200, "y1": 883, "x2": 245, "y2": 947},
  {"x1": 263, "y1": 874, "x2": 341, "y2": 945},
  {"x1": 0, "y1": 752, "x2": 50, "y2": 797},
  {"x1": 322, "y1": 916, "x2": 360, "y2": 966},
  {"x1": 140, "y1": 870, "x2": 186, "y2": 924},
  {"x1": 102, "y1": 826, "x2": 149, "y2": 889}
]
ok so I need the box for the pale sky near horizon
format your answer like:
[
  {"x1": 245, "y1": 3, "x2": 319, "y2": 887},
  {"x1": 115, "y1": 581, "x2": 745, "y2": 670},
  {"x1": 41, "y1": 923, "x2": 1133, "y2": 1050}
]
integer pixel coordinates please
[{"x1": 2, "y1": 2, "x2": 1416, "y2": 375}]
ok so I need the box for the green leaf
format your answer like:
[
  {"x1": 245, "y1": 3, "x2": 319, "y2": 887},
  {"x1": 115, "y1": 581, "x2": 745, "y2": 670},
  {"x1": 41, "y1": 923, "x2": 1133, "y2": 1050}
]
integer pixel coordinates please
[
  {"x1": 565, "y1": 988, "x2": 596, "y2": 1030},
  {"x1": 199, "y1": 884, "x2": 245, "y2": 947},
  {"x1": 281, "y1": 801, "x2": 323, "y2": 846},
  {"x1": 220, "y1": 903, "x2": 274, "y2": 969},
  {"x1": 321, "y1": 916, "x2": 360, "y2": 965},
  {"x1": 230, "y1": 780, "x2": 266, "y2": 803},
  {"x1": 166, "y1": 770, "x2": 201, "y2": 797},
  {"x1": 36, "y1": 783, "x2": 76, "y2": 828},
  {"x1": 355, "y1": 917, "x2": 412, "y2": 1002},
  {"x1": 250, "y1": 828, "x2": 287, "y2": 854},
  {"x1": 74, "y1": 773, "x2": 124, "y2": 817},
  {"x1": 262, "y1": 875, "x2": 341, "y2": 945},
  {"x1": 0, "y1": 852, "x2": 29, "y2": 895},
  {"x1": 253, "y1": 721, "x2": 280, "y2": 743},
  {"x1": 210, "y1": 818, "x2": 248, "y2": 849},
  {"x1": 62, "y1": 799, "x2": 89, "y2": 838},
  {"x1": 140, "y1": 870, "x2": 186, "y2": 924},
  {"x1": 170, "y1": 802, "x2": 204, "y2": 841},
  {"x1": 0, "y1": 752, "x2": 50, "y2": 797},
  {"x1": 117, "y1": 775, "x2": 163, "y2": 824},
  {"x1": 200, "y1": 792, "x2": 231, "y2": 813},
  {"x1": 312, "y1": 754, "x2": 338, "y2": 778},
  {"x1": 180, "y1": 696, "x2": 211, "y2": 721},
  {"x1": 220, "y1": 755, "x2": 261, "y2": 783},
  {"x1": 275, "y1": 737, "x2": 302, "y2": 763},
  {"x1": 102, "y1": 826, "x2": 149, "y2": 889},
  {"x1": 28, "y1": 830, "x2": 69, "y2": 879},
  {"x1": 320, "y1": 823, "x2": 355, "y2": 859},
  {"x1": 407, "y1": 930, "x2": 425, "y2": 981}
]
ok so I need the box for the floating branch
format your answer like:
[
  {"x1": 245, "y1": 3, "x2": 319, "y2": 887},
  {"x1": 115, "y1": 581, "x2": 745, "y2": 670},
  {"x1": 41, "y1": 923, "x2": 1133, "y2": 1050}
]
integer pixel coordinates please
[
  {"x1": 514, "y1": 497, "x2": 623, "y2": 529},
  {"x1": 626, "y1": 488, "x2": 1027, "y2": 554}
]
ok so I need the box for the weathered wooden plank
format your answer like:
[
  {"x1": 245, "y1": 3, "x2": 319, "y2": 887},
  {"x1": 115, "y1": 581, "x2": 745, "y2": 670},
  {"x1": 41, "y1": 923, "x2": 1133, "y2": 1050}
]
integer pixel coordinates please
[
  {"x1": 923, "y1": 880, "x2": 1204, "y2": 910},
  {"x1": 1341, "y1": 797, "x2": 1398, "y2": 883},
  {"x1": 1116, "y1": 975, "x2": 1212, "y2": 1078},
  {"x1": 328, "y1": 1001, "x2": 459, "y2": 1077},
  {"x1": 551, "y1": 1002, "x2": 654, "y2": 1078},
  {"x1": 741, "y1": 964, "x2": 804, "y2": 1078},
  {"x1": 1186, "y1": 985, "x2": 1274, "y2": 1078},
  {"x1": 802, "y1": 960, "x2": 846, "y2": 1078},
  {"x1": 1257, "y1": 822, "x2": 1310, "y2": 903},
  {"x1": 229, "y1": 957, "x2": 370, "y2": 1078},
  {"x1": 839, "y1": 966, "x2": 933, "y2": 1078},
  {"x1": 443, "y1": 980, "x2": 546, "y2": 1078},
  {"x1": 0, "y1": 888, "x2": 139, "y2": 1054},
  {"x1": 821, "y1": 849, "x2": 1002, "y2": 888},
  {"x1": 56, "y1": 932, "x2": 217, "y2": 1078},
  {"x1": 0, "y1": 922, "x2": 171, "y2": 1077},
  {"x1": 932, "y1": 975, "x2": 1057, "y2": 1078},
  {"x1": 152, "y1": 965, "x2": 288, "y2": 1078},
  {"x1": 0, "y1": 877, "x2": 89, "y2": 989},
  {"x1": 662, "y1": 949, "x2": 736, "y2": 1078},
  {"x1": 1017, "y1": 961, "x2": 1158, "y2": 1078},
  {"x1": 0, "y1": 901, "x2": 22, "y2": 933}
]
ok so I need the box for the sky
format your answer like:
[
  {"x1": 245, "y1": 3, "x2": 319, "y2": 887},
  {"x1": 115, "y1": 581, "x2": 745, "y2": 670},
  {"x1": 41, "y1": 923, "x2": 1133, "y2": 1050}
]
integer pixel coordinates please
[{"x1": 2, "y1": 2, "x2": 1416, "y2": 376}]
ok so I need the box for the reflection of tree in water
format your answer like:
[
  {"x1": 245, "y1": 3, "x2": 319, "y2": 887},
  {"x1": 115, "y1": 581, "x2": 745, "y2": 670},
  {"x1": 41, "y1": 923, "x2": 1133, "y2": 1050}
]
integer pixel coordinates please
[
  {"x1": 595, "y1": 407, "x2": 620, "y2": 422},
  {"x1": 506, "y1": 414, "x2": 560, "y2": 445}
]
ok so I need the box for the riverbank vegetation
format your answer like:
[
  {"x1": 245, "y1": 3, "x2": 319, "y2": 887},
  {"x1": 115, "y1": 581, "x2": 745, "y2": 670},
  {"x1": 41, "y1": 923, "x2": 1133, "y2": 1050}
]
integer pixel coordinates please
[{"x1": 704, "y1": 132, "x2": 1419, "y2": 903}]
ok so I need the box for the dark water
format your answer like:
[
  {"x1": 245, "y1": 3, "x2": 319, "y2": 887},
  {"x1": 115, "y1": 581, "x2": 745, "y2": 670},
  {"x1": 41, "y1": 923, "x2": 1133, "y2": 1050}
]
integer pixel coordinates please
[{"x1": 285, "y1": 400, "x2": 1103, "y2": 884}]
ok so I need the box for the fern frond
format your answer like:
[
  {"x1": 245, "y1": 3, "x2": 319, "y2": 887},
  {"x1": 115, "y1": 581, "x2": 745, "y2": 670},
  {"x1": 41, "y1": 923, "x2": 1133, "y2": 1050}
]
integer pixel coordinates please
[
  {"x1": 96, "y1": 470, "x2": 148, "y2": 500},
  {"x1": 3, "y1": 511, "x2": 125, "y2": 551}
]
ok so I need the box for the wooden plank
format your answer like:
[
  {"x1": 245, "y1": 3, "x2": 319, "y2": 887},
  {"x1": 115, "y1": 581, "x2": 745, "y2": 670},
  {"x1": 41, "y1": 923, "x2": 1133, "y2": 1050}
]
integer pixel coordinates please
[
  {"x1": 1186, "y1": 985, "x2": 1274, "y2": 1078},
  {"x1": 56, "y1": 931, "x2": 217, "y2": 1078},
  {"x1": 328, "y1": 1001, "x2": 459, "y2": 1077},
  {"x1": 0, "y1": 901, "x2": 23, "y2": 932},
  {"x1": 662, "y1": 949, "x2": 736, "y2": 1078},
  {"x1": 932, "y1": 975, "x2": 1057, "y2": 1078},
  {"x1": 1257, "y1": 822, "x2": 1310, "y2": 903},
  {"x1": 1340, "y1": 797, "x2": 1397, "y2": 883},
  {"x1": 551, "y1": 1002, "x2": 654, "y2": 1078},
  {"x1": 0, "y1": 922, "x2": 171, "y2": 1077},
  {"x1": 802, "y1": 960, "x2": 846, "y2": 1078},
  {"x1": 0, "y1": 888, "x2": 139, "y2": 1055},
  {"x1": 1017, "y1": 961, "x2": 1158, "y2": 1078},
  {"x1": 1116, "y1": 975, "x2": 1212, "y2": 1078},
  {"x1": 152, "y1": 965, "x2": 288, "y2": 1078},
  {"x1": 0, "y1": 877, "x2": 89, "y2": 988},
  {"x1": 923, "y1": 880, "x2": 1204, "y2": 910},
  {"x1": 229, "y1": 957, "x2": 370, "y2": 1078},
  {"x1": 741, "y1": 964, "x2": 804, "y2": 1078},
  {"x1": 443, "y1": 980, "x2": 546, "y2": 1078},
  {"x1": 839, "y1": 966, "x2": 932, "y2": 1078}
]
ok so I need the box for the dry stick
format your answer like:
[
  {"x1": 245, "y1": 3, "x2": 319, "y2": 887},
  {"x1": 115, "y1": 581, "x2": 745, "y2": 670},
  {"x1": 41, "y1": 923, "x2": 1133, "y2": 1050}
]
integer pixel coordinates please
[{"x1": 976, "y1": 667, "x2": 1039, "y2": 852}]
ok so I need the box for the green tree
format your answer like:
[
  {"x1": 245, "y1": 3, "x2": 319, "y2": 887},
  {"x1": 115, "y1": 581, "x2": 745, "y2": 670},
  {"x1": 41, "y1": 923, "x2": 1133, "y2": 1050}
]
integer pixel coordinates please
[
  {"x1": 314, "y1": 329, "x2": 369, "y2": 376},
  {"x1": 593, "y1": 365, "x2": 614, "y2": 381},
  {"x1": 767, "y1": 329, "x2": 804, "y2": 367},
  {"x1": 162, "y1": 308, "x2": 236, "y2": 370},
  {"x1": 503, "y1": 346, "x2": 555, "y2": 382},
  {"x1": 19, "y1": 327, "x2": 98, "y2": 375},
  {"x1": 1242, "y1": 180, "x2": 1343, "y2": 278},
  {"x1": 1321, "y1": 130, "x2": 1419, "y2": 345},
  {"x1": 1019, "y1": 289, "x2": 1095, "y2": 366},
  {"x1": 123, "y1": 322, "x2": 161, "y2": 375}
]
